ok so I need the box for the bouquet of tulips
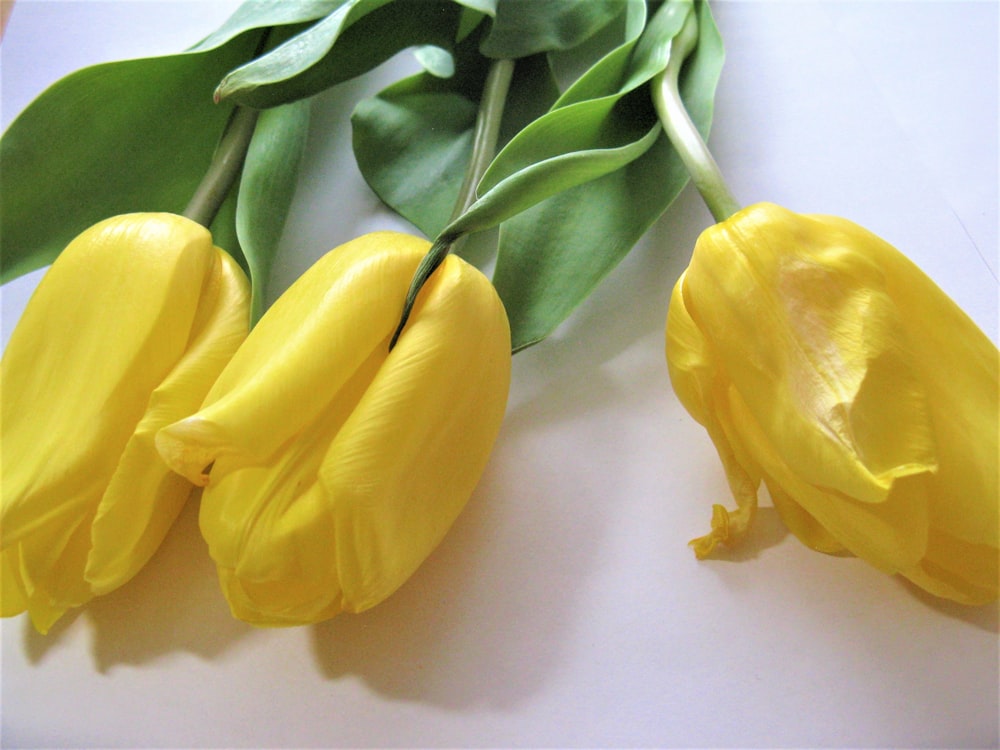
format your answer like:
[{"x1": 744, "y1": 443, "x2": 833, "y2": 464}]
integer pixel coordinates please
[{"x1": 1, "y1": 0, "x2": 995, "y2": 637}]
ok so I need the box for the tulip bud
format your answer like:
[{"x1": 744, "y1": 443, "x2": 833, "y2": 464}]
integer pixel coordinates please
[
  {"x1": 156, "y1": 231, "x2": 511, "y2": 626},
  {"x1": 667, "y1": 202, "x2": 998, "y2": 604},
  {"x1": 1, "y1": 213, "x2": 251, "y2": 633}
]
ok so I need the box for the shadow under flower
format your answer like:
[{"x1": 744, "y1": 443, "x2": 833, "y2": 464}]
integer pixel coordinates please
[
  {"x1": 899, "y1": 578, "x2": 999, "y2": 634},
  {"x1": 84, "y1": 496, "x2": 251, "y2": 671},
  {"x1": 17, "y1": 496, "x2": 253, "y2": 672},
  {"x1": 308, "y1": 408, "x2": 612, "y2": 710}
]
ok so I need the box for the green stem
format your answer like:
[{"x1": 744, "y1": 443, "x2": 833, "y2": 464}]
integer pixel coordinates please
[
  {"x1": 451, "y1": 58, "x2": 515, "y2": 223},
  {"x1": 651, "y1": 8, "x2": 739, "y2": 223},
  {"x1": 183, "y1": 105, "x2": 259, "y2": 228},
  {"x1": 388, "y1": 58, "x2": 515, "y2": 350}
]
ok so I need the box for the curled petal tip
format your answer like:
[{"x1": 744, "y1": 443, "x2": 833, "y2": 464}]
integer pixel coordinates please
[
  {"x1": 155, "y1": 418, "x2": 225, "y2": 487},
  {"x1": 689, "y1": 503, "x2": 747, "y2": 559}
]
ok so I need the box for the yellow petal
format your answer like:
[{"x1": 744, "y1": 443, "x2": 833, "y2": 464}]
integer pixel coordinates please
[
  {"x1": 684, "y1": 203, "x2": 937, "y2": 506},
  {"x1": 829, "y1": 211, "x2": 999, "y2": 551},
  {"x1": 85, "y1": 248, "x2": 250, "y2": 594},
  {"x1": 326, "y1": 251, "x2": 511, "y2": 612},
  {"x1": 668, "y1": 269, "x2": 761, "y2": 556},
  {"x1": 156, "y1": 232, "x2": 431, "y2": 483},
  {"x1": 1, "y1": 547, "x2": 28, "y2": 617},
  {"x1": 159, "y1": 232, "x2": 511, "y2": 625},
  {"x1": 6, "y1": 509, "x2": 96, "y2": 634},
  {"x1": 668, "y1": 202, "x2": 998, "y2": 603},
  {"x1": 2, "y1": 214, "x2": 215, "y2": 547},
  {"x1": 1, "y1": 213, "x2": 250, "y2": 630}
]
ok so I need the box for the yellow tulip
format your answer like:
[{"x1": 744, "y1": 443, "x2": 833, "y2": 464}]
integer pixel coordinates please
[
  {"x1": 667, "y1": 202, "x2": 999, "y2": 605},
  {"x1": 156, "y1": 231, "x2": 511, "y2": 626},
  {"x1": 1, "y1": 213, "x2": 250, "y2": 633}
]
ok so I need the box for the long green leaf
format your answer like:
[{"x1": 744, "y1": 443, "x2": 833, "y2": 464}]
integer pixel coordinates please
[
  {"x1": 447, "y1": 119, "x2": 661, "y2": 238},
  {"x1": 236, "y1": 100, "x2": 312, "y2": 324},
  {"x1": 190, "y1": 1, "x2": 351, "y2": 52},
  {"x1": 216, "y1": 0, "x2": 466, "y2": 108},
  {"x1": 0, "y1": 33, "x2": 262, "y2": 284},
  {"x1": 493, "y1": 0, "x2": 724, "y2": 351},
  {"x1": 429, "y1": 0, "x2": 674, "y2": 239}
]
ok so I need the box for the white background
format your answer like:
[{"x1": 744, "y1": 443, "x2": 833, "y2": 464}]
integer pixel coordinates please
[{"x1": 1, "y1": 1, "x2": 998, "y2": 748}]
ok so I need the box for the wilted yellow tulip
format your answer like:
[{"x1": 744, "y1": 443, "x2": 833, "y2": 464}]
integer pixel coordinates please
[
  {"x1": 667, "y1": 202, "x2": 998, "y2": 605},
  {"x1": 156, "y1": 231, "x2": 511, "y2": 626},
  {"x1": 1, "y1": 213, "x2": 250, "y2": 633}
]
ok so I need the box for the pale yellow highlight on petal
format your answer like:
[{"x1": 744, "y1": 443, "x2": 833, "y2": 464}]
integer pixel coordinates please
[
  {"x1": 667, "y1": 202, "x2": 999, "y2": 604},
  {"x1": 684, "y1": 204, "x2": 937, "y2": 506}
]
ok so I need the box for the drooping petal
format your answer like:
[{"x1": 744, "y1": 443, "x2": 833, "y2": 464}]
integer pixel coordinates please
[
  {"x1": 683, "y1": 204, "x2": 937, "y2": 508},
  {"x1": 1, "y1": 214, "x2": 215, "y2": 550},
  {"x1": 85, "y1": 248, "x2": 251, "y2": 595},
  {"x1": 668, "y1": 202, "x2": 998, "y2": 604},
  {"x1": 667, "y1": 271, "x2": 761, "y2": 557}
]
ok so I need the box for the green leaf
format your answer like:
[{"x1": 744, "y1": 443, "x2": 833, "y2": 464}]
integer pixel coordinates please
[
  {"x1": 216, "y1": 0, "x2": 465, "y2": 108},
  {"x1": 480, "y1": 0, "x2": 626, "y2": 59},
  {"x1": 352, "y1": 31, "x2": 557, "y2": 239},
  {"x1": 493, "y1": 0, "x2": 725, "y2": 351},
  {"x1": 190, "y1": 1, "x2": 350, "y2": 52},
  {"x1": 354, "y1": 85, "x2": 479, "y2": 238},
  {"x1": 447, "y1": 111, "x2": 661, "y2": 238},
  {"x1": 0, "y1": 33, "x2": 262, "y2": 284},
  {"x1": 236, "y1": 100, "x2": 312, "y2": 325}
]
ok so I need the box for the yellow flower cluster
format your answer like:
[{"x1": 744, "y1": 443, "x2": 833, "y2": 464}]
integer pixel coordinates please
[{"x1": 2, "y1": 200, "x2": 996, "y2": 634}]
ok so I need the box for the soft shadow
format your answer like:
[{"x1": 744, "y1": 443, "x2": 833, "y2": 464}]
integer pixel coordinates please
[
  {"x1": 898, "y1": 579, "x2": 1000, "y2": 634},
  {"x1": 21, "y1": 608, "x2": 82, "y2": 664},
  {"x1": 83, "y1": 497, "x2": 252, "y2": 671},
  {"x1": 310, "y1": 403, "x2": 615, "y2": 710},
  {"x1": 18, "y1": 498, "x2": 249, "y2": 670}
]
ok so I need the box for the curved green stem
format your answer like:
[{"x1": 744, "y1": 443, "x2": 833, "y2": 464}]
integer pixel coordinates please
[
  {"x1": 389, "y1": 58, "x2": 515, "y2": 350},
  {"x1": 652, "y1": 8, "x2": 739, "y2": 223},
  {"x1": 452, "y1": 58, "x2": 515, "y2": 223},
  {"x1": 183, "y1": 105, "x2": 259, "y2": 228}
]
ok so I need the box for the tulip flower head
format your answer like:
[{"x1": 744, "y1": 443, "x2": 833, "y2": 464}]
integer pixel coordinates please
[
  {"x1": 667, "y1": 202, "x2": 999, "y2": 605},
  {"x1": 1, "y1": 213, "x2": 251, "y2": 633},
  {"x1": 156, "y1": 231, "x2": 512, "y2": 626}
]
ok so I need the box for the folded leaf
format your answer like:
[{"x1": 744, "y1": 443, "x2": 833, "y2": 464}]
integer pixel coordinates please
[
  {"x1": 493, "y1": 0, "x2": 724, "y2": 350},
  {"x1": 216, "y1": 0, "x2": 466, "y2": 108}
]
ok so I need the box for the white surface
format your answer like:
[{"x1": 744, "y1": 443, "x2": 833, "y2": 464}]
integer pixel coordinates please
[{"x1": 1, "y1": 1, "x2": 998, "y2": 748}]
